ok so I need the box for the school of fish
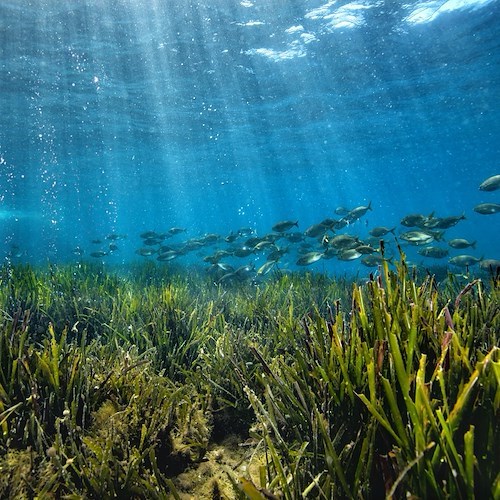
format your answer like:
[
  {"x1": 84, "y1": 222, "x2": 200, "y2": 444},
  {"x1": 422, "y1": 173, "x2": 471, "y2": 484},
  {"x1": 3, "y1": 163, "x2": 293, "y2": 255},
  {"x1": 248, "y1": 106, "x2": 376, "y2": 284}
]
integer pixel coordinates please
[{"x1": 71, "y1": 174, "x2": 499, "y2": 283}]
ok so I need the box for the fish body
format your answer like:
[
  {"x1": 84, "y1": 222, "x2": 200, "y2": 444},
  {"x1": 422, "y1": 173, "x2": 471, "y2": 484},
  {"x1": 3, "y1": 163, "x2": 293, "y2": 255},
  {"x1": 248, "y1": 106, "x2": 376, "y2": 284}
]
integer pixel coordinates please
[
  {"x1": 474, "y1": 203, "x2": 500, "y2": 215},
  {"x1": 448, "y1": 239, "x2": 476, "y2": 249},
  {"x1": 199, "y1": 233, "x2": 220, "y2": 244},
  {"x1": 203, "y1": 254, "x2": 221, "y2": 264},
  {"x1": 361, "y1": 255, "x2": 387, "y2": 267},
  {"x1": 304, "y1": 223, "x2": 327, "y2": 238},
  {"x1": 355, "y1": 244, "x2": 377, "y2": 254},
  {"x1": 218, "y1": 264, "x2": 255, "y2": 284},
  {"x1": 235, "y1": 263, "x2": 255, "y2": 278},
  {"x1": 245, "y1": 236, "x2": 264, "y2": 248},
  {"x1": 433, "y1": 214, "x2": 465, "y2": 229},
  {"x1": 140, "y1": 231, "x2": 158, "y2": 239},
  {"x1": 224, "y1": 232, "x2": 239, "y2": 243},
  {"x1": 272, "y1": 220, "x2": 298, "y2": 233},
  {"x1": 90, "y1": 251, "x2": 108, "y2": 258},
  {"x1": 267, "y1": 247, "x2": 288, "y2": 261},
  {"x1": 338, "y1": 249, "x2": 362, "y2": 261},
  {"x1": 417, "y1": 246, "x2": 449, "y2": 258},
  {"x1": 233, "y1": 246, "x2": 254, "y2": 258},
  {"x1": 319, "y1": 218, "x2": 338, "y2": 229},
  {"x1": 329, "y1": 234, "x2": 360, "y2": 249},
  {"x1": 253, "y1": 240, "x2": 274, "y2": 251},
  {"x1": 345, "y1": 201, "x2": 372, "y2": 222},
  {"x1": 333, "y1": 219, "x2": 349, "y2": 230},
  {"x1": 143, "y1": 237, "x2": 163, "y2": 246},
  {"x1": 479, "y1": 174, "x2": 500, "y2": 191},
  {"x1": 322, "y1": 247, "x2": 338, "y2": 259},
  {"x1": 183, "y1": 240, "x2": 204, "y2": 251},
  {"x1": 136, "y1": 248, "x2": 156, "y2": 257},
  {"x1": 334, "y1": 206, "x2": 351, "y2": 216},
  {"x1": 285, "y1": 232, "x2": 304, "y2": 243},
  {"x1": 207, "y1": 262, "x2": 234, "y2": 276},
  {"x1": 168, "y1": 227, "x2": 186, "y2": 235},
  {"x1": 449, "y1": 255, "x2": 481, "y2": 267},
  {"x1": 257, "y1": 261, "x2": 277, "y2": 275},
  {"x1": 296, "y1": 251, "x2": 324, "y2": 266},
  {"x1": 157, "y1": 250, "x2": 179, "y2": 261},
  {"x1": 479, "y1": 259, "x2": 500, "y2": 271},
  {"x1": 400, "y1": 214, "x2": 428, "y2": 228},
  {"x1": 369, "y1": 226, "x2": 395, "y2": 237},
  {"x1": 400, "y1": 230, "x2": 442, "y2": 246}
]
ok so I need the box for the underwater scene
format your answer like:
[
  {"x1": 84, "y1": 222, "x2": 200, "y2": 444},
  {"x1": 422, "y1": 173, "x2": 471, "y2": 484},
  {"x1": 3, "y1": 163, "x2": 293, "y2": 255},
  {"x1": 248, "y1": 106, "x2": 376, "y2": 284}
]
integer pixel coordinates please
[{"x1": 0, "y1": 0, "x2": 499, "y2": 498}]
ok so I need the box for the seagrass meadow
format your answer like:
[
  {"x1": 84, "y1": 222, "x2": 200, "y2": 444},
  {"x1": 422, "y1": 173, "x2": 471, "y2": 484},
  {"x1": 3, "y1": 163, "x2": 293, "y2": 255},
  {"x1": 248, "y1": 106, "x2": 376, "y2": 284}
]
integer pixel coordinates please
[{"x1": 0, "y1": 257, "x2": 498, "y2": 499}]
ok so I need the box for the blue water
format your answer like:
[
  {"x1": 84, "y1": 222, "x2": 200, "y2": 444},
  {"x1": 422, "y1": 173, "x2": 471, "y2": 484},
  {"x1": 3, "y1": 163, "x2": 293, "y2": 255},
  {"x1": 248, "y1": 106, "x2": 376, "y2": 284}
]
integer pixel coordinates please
[{"x1": 1, "y1": 0, "x2": 499, "y2": 275}]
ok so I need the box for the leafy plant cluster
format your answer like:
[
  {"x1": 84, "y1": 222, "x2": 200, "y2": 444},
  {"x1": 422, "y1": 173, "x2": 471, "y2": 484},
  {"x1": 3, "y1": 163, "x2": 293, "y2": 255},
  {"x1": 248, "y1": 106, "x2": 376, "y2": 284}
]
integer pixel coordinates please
[{"x1": 0, "y1": 259, "x2": 498, "y2": 498}]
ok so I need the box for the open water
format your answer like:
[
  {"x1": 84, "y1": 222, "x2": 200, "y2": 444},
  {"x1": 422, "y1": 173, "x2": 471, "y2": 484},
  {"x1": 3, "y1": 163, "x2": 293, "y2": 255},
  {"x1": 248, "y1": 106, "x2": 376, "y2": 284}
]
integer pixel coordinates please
[{"x1": 1, "y1": 0, "x2": 499, "y2": 276}]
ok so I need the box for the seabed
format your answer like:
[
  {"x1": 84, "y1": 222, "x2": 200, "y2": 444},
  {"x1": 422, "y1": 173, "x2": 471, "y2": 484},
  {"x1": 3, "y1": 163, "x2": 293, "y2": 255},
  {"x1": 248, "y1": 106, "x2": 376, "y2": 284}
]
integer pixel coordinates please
[{"x1": 0, "y1": 258, "x2": 498, "y2": 499}]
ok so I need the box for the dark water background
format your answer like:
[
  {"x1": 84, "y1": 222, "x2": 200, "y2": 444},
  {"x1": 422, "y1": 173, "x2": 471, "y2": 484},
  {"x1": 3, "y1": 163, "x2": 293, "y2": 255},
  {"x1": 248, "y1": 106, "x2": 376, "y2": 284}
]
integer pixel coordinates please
[{"x1": 1, "y1": 0, "x2": 499, "y2": 275}]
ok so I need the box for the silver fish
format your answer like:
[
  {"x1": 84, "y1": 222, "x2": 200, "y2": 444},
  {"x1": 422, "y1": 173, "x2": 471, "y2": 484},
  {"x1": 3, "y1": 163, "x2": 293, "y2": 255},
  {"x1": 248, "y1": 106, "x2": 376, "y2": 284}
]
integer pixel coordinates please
[
  {"x1": 157, "y1": 250, "x2": 179, "y2": 261},
  {"x1": 143, "y1": 238, "x2": 163, "y2": 246},
  {"x1": 361, "y1": 254, "x2": 388, "y2": 267},
  {"x1": 355, "y1": 245, "x2": 377, "y2": 255},
  {"x1": 400, "y1": 214, "x2": 429, "y2": 228},
  {"x1": 479, "y1": 259, "x2": 500, "y2": 271},
  {"x1": 257, "y1": 260, "x2": 277, "y2": 275},
  {"x1": 224, "y1": 231, "x2": 240, "y2": 243},
  {"x1": 449, "y1": 255, "x2": 481, "y2": 267},
  {"x1": 319, "y1": 218, "x2": 338, "y2": 229},
  {"x1": 417, "y1": 246, "x2": 449, "y2": 258},
  {"x1": 369, "y1": 226, "x2": 395, "y2": 237},
  {"x1": 400, "y1": 230, "x2": 443, "y2": 246},
  {"x1": 267, "y1": 247, "x2": 288, "y2": 261},
  {"x1": 296, "y1": 251, "x2": 324, "y2": 266},
  {"x1": 245, "y1": 236, "x2": 265, "y2": 248},
  {"x1": 208, "y1": 262, "x2": 234, "y2": 274},
  {"x1": 473, "y1": 203, "x2": 500, "y2": 215},
  {"x1": 329, "y1": 234, "x2": 360, "y2": 249},
  {"x1": 285, "y1": 232, "x2": 304, "y2": 243},
  {"x1": 232, "y1": 246, "x2": 255, "y2": 258},
  {"x1": 140, "y1": 231, "x2": 159, "y2": 239},
  {"x1": 334, "y1": 206, "x2": 351, "y2": 216},
  {"x1": 199, "y1": 233, "x2": 220, "y2": 244},
  {"x1": 338, "y1": 249, "x2": 362, "y2": 261},
  {"x1": 253, "y1": 240, "x2": 274, "y2": 251},
  {"x1": 345, "y1": 201, "x2": 372, "y2": 221},
  {"x1": 168, "y1": 227, "x2": 186, "y2": 235},
  {"x1": 479, "y1": 174, "x2": 500, "y2": 191},
  {"x1": 90, "y1": 251, "x2": 108, "y2": 258},
  {"x1": 433, "y1": 214, "x2": 465, "y2": 229},
  {"x1": 272, "y1": 220, "x2": 298, "y2": 233},
  {"x1": 448, "y1": 239, "x2": 476, "y2": 249},
  {"x1": 136, "y1": 248, "x2": 156, "y2": 257},
  {"x1": 304, "y1": 223, "x2": 327, "y2": 238}
]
